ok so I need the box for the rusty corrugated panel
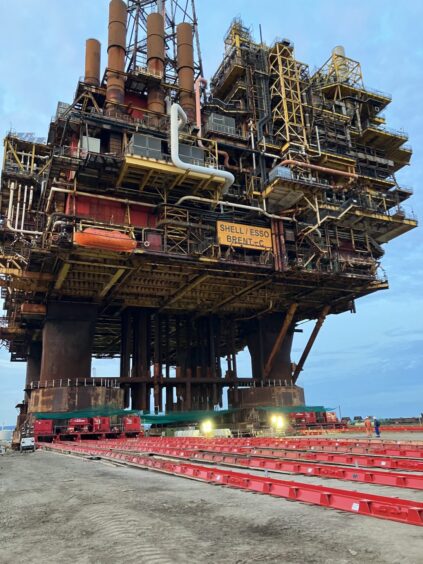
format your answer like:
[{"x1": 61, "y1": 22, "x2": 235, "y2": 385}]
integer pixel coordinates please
[
  {"x1": 28, "y1": 388, "x2": 124, "y2": 413},
  {"x1": 21, "y1": 303, "x2": 46, "y2": 315}
]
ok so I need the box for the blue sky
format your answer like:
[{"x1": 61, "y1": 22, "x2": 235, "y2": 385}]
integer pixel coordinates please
[{"x1": 1, "y1": 1, "x2": 422, "y2": 422}]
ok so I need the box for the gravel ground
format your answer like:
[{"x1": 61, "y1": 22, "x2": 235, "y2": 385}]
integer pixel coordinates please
[{"x1": 1, "y1": 450, "x2": 423, "y2": 564}]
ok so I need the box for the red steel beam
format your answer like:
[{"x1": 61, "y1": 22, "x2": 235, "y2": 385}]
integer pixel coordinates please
[
  {"x1": 74, "y1": 442, "x2": 423, "y2": 490},
  {"x1": 205, "y1": 446, "x2": 423, "y2": 472},
  {"x1": 75, "y1": 438, "x2": 423, "y2": 466},
  {"x1": 83, "y1": 436, "x2": 423, "y2": 449},
  {"x1": 242, "y1": 443, "x2": 423, "y2": 458},
  {"x1": 42, "y1": 443, "x2": 423, "y2": 527}
]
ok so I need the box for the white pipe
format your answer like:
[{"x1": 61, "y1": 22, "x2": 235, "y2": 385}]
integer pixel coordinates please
[
  {"x1": 7, "y1": 181, "x2": 15, "y2": 222},
  {"x1": 195, "y1": 77, "x2": 207, "y2": 135},
  {"x1": 14, "y1": 184, "x2": 21, "y2": 230},
  {"x1": 249, "y1": 119, "x2": 257, "y2": 172},
  {"x1": 315, "y1": 126, "x2": 321, "y2": 156},
  {"x1": 20, "y1": 185, "x2": 28, "y2": 231},
  {"x1": 5, "y1": 193, "x2": 43, "y2": 236},
  {"x1": 170, "y1": 103, "x2": 235, "y2": 195},
  {"x1": 5, "y1": 221, "x2": 43, "y2": 235},
  {"x1": 174, "y1": 195, "x2": 295, "y2": 222},
  {"x1": 46, "y1": 187, "x2": 70, "y2": 213},
  {"x1": 28, "y1": 186, "x2": 34, "y2": 210}
]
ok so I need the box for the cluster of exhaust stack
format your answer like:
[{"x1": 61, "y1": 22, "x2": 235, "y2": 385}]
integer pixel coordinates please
[{"x1": 84, "y1": 0, "x2": 196, "y2": 120}]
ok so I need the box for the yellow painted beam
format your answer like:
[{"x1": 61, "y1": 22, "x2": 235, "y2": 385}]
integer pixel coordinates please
[
  {"x1": 98, "y1": 268, "x2": 126, "y2": 298},
  {"x1": 116, "y1": 161, "x2": 129, "y2": 186},
  {"x1": 210, "y1": 278, "x2": 273, "y2": 313},
  {"x1": 353, "y1": 209, "x2": 417, "y2": 226},
  {"x1": 123, "y1": 155, "x2": 225, "y2": 185},
  {"x1": 54, "y1": 263, "x2": 71, "y2": 290},
  {"x1": 7, "y1": 141, "x2": 25, "y2": 171},
  {"x1": 0, "y1": 268, "x2": 53, "y2": 281},
  {"x1": 139, "y1": 168, "x2": 154, "y2": 191},
  {"x1": 160, "y1": 274, "x2": 209, "y2": 310}
]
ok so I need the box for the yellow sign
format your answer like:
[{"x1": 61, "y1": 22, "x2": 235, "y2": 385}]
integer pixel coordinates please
[{"x1": 217, "y1": 221, "x2": 273, "y2": 251}]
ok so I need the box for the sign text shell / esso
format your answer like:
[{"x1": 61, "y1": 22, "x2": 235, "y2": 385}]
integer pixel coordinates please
[{"x1": 216, "y1": 221, "x2": 273, "y2": 251}]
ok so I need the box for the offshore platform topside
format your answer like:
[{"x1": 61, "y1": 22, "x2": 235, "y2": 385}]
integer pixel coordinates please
[{"x1": 0, "y1": 0, "x2": 416, "y2": 425}]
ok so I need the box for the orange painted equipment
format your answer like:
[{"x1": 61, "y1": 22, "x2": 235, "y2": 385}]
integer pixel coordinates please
[{"x1": 74, "y1": 228, "x2": 137, "y2": 252}]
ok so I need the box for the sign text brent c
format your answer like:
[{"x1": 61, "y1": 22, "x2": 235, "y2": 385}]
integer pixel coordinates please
[{"x1": 217, "y1": 221, "x2": 273, "y2": 251}]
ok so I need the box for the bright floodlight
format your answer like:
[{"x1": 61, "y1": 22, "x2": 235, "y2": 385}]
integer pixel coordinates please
[
  {"x1": 201, "y1": 419, "x2": 213, "y2": 435},
  {"x1": 270, "y1": 414, "x2": 285, "y2": 429}
]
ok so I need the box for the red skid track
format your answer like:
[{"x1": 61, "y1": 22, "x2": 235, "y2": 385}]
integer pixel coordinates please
[
  {"x1": 55, "y1": 441, "x2": 423, "y2": 490},
  {"x1": 42, "y1": 442, "x2": 423, "y2": 527},
  {"x1": 55, "y1": 437, "x2": 423, "y2": 471},
  {"x1": 119, "y1": 445, "x2": 423, "y2": 490},
  {"x1": 203, "y1": 445, "x2": 423, "y2": 472}
]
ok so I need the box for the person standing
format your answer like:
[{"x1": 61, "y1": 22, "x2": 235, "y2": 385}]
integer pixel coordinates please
[
  {"x1": 364, "y1": 416, "x2": 372, "y2": 438},
  {"x1": 373, "y1": 417, "x2": 381, "y2": 438}
]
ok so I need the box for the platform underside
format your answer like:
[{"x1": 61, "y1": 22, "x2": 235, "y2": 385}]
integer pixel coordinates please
[{"x1": 4, "y1": 246, "x2": 387, "y2": 360}]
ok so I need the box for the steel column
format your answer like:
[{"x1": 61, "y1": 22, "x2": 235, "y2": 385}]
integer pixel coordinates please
[
  {"x1": 264, "y1": 303, "x2": 298, "y2": 378},
  {"x1": 293, "y1": 305, "x2": 331, "y2": 382}
]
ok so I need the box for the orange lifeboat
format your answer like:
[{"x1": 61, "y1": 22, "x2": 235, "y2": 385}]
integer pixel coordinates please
[{"x1": 74, "y1": 228, "x2": 137, "y2": 252}]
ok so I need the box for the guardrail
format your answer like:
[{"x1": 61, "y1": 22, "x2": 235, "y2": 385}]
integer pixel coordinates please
[{"x1": 27, "y1": 378, "x2": 120, "y2": 390}]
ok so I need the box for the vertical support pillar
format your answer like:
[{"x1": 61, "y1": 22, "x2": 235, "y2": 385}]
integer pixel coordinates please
[
  {"x1": 153, "y1": 313, "x2": 162, "y2": 412},
  {"x1": 247, "y1": 311, "x2": 295, "y2": 382},
  {"x1": 120, "y1": 308, "x2": 131, "y2": 408},
  {"x1": 164, "y1": 315, "x2": 173, "y2": 412},
  {"x1": 132, "y1": 309, "x2": 151, "y2": 411},
  {"x1": 209, "y1": 316, "x2": 217, "y2": 408},
  {"x1": 25, "y1": 341, "x2": 42, "y2": 401},
  {"x1": 231, "y1": 318, "x2": 238, "y2": 379},
  {"x1": 186, "y1": 317, "x2": 193, "y2": 409},
  {"x1": 186, "y1": 380, "x2": 192, "y2": 411},
  {"x1": 40, "y1": 302, "x2": 98, "y2": 383}
]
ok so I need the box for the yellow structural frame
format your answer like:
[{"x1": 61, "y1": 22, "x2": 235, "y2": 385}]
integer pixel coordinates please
[
  {"x1": 269, "y1": 42, "x2": 308, "y2": 150},
  {"x1": 117, "y1": 155, "x2": 225, "y2": 197}
]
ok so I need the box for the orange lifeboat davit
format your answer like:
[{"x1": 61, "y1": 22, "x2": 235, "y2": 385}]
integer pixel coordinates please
[{"x1": 74, "y1": 228, "x2": 137, "y2": 252}]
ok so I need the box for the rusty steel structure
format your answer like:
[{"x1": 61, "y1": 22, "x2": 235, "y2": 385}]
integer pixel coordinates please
[{"x1": 0, "y1": 2, "x2": 416, "y2": 425}]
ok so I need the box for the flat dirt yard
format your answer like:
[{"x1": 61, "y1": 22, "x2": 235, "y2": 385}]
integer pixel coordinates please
[{"x1": 1, "y1": 450, "x2": 422, "y2": 564}]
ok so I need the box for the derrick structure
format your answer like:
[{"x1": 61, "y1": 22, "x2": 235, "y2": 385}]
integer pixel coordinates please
[{"x1": 0, "y1": 3, "x2": 416, "y2": 426}]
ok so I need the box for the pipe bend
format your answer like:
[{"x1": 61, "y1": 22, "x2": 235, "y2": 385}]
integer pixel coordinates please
[{"x1": 170, "y1": 103, "x2": 235, "y2": 194}]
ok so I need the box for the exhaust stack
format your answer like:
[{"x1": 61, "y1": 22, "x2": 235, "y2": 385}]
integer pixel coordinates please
[
  {"x1": 106, "y1": 0, "x2": 127, "y2": 107},
  {"x1": 84, "y1": 39, "x2": 101, "y2": 86},
  {"x1": 177, "y1": 22, "x2": 195, "y2": 121},
  {"x1": 146, "y1": 12, "x2": 165, "y2": 114}
]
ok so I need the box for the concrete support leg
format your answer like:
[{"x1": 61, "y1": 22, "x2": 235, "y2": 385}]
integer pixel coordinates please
[{"x1": 40, "y1": 302, "x2": 98, "y2": 383}]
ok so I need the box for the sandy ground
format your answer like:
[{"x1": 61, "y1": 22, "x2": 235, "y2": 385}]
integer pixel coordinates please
[{"x1": 1, "y1": 450, "x2": 423, "y2": 564}]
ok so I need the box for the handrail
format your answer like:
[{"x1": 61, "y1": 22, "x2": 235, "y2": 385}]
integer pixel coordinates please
[{"x1": 27, "y1": 378, "x2": 121, "y2": 390}]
